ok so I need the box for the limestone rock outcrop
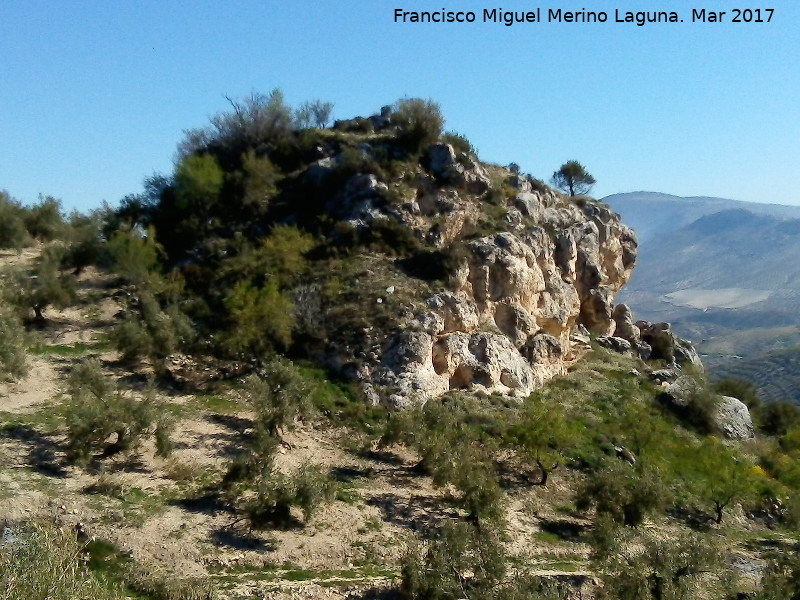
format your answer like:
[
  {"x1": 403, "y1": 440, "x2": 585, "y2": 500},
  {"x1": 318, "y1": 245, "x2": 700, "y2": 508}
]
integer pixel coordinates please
[
  {"x1": 369, "y1": 189, "x2": 638, "y2": 407},
  {"x1": 428, "y1": 144, "x2": 491, "y2": 194}
]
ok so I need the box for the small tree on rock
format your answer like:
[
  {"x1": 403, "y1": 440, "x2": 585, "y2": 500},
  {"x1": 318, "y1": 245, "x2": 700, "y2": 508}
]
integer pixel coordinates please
[
  {"x1": 393, "y1": 98, "x2": 444, "y2": 155},
  {"x1": 551, "y1": 160, "x2": 596, "y2": 196}
]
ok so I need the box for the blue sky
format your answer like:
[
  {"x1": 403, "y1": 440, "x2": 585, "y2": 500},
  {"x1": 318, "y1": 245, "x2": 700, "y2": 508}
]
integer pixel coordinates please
[{"x1": 1, "y1": 1, "x2": 798, "y2": 212}]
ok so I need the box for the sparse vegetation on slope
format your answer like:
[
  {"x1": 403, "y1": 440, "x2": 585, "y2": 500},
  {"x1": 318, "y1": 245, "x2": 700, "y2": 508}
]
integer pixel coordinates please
[{"x1": 1, "y1": 93, "x2": 797, "y2": 600}]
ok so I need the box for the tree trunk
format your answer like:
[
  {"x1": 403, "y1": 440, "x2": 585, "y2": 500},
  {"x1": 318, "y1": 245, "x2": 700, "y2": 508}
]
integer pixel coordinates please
[
  {"x1": 33, "y1": 304, "x2": 46, "y2": 323},
  {"x1": 715, "y1": 502, "x2": 724, "y2": 524}
]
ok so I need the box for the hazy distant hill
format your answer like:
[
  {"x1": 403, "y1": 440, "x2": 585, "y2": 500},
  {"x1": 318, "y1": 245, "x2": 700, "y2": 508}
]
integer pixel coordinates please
[
  {"x1": 604, "y1": 191, "x2": 800, "y2": 241},
  {"x1": 603, "y1": 192, "x2": 800, "y2": 404},
  {"x1": 712, "y1": 347, "x2": 800, "y2": 404}
]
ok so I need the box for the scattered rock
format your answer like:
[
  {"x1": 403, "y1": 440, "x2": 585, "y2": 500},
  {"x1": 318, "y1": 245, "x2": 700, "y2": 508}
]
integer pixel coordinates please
[
  {"x1": 596, "y1": 336, "x2": 632, "y2": 355},
  {"x1": 713, "y1": 396, "x2": 755, "y2": 440},
  {"x1": 427, "y1": 143, "x2": 490, "y2": 193},
  {"x1": 663, "y1": 375, "x2": 702, "y2": 407},
  {"x1": 612, "y1": 303, "x2": 640, "y2": 344}
]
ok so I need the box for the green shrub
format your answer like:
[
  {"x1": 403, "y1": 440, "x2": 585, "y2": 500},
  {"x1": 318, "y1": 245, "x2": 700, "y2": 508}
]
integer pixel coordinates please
[
  {"x1": 223, "y1": 279, "x2": 294, "y2": 358},
  {"x1": 685, "y1": 438, "x2": 756, "y2": 524},
  {"x1": 755, "y1": 545, "x2": 800, "y2": 600},
  {"x1": 225, "y1": 224, "x2": 314, "y2": 287},
  {"x1": 244, "y1": 463, "x2": 335, "y2": 528},
  {"x1": 401, "y1": 521, "x2": 569, "y2": 600},
  {"x1": 107, "y1": 226, "x2": 163, "y2": 288},
  {"x1": 401, "y1": 521, "x2": 506, "y2": 600},
  {"x1": 684, "y1": 385, "x2": 721, "y2": 435},
  {"x1": 238, "y1": 148, "x2": 279, "y2": 213},
  {"x1": 595, "y1": 528, "x2": 724, "y2": 600},
  {"x1": 0, "y1": 306, "x2": 28, "y2": 380},
  {"x1": 505, "y1": 398, "x2": 572, "y2": 486},
  {"x1": 60, "y1": 209, "x2": 110, "y2": 273},
  {"x1": 222, "y1": 359, "x2": 333, "y2": 529},
  {"x1": 23, "y1": 195, "x2": 66, "y2": 241},
  {"x1": 3, "y1": 250, "x2": 77, "y2": 322},
  {"x1": 393, "y1": 97, "x2": 444, "y2": 155},
  {"x1": 0, "y1": 190, "x2": 32, "y2": 250},
  {"x1": 174, "y1": 154, "x2": 224, "y2": 219},
  {"x1": 64, "y1": 360, "x2": 173, "y2": 465},
  {"x1": 758, "y1": 401, "x2": 800, "y2": 436},
  {"x1": 207, "y1": 89, "x2": 293, "y2": 150},
  {"x1": 247, "y1": 359, "x2": 314, "y2": 441},
  {"x1": 576, "y1": 461, "x2": 668, "y2": 527},
  {"x1": 442, "y1": 131, "x2": 476, "y2": 156},
  {"x1": 383, "y1": 400, "x2": 505, "y2": 527},
  {"x1": 712, "y1": 378, "x2": 761, "y2": 409},
  {"x1": 110, "y1": 290, "x2": 195, "y2": 372}
]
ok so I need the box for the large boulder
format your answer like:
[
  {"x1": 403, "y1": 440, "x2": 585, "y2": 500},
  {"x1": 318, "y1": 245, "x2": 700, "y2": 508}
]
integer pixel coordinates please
[
  {"x1": 664, "y1": 375, "x2": 703, "y2": 407},
  {"x1": 612, "y1": 303, "x2": 640, "y2": 344},
  {"x1": 713, "y1": 396, "x2": 755, "y2": 440},
  {"x1": 596, "y1": 336, "x2": 633, "y2": 355}
]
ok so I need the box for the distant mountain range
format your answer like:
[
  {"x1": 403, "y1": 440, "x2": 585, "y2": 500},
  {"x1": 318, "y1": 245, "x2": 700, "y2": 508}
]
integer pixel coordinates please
[
  {"x1": 603, "y1": 192, "x2": 800, "y2": 404},
  {"x1": 603, "y1": 191, "x2": 800, "y2": 242}
]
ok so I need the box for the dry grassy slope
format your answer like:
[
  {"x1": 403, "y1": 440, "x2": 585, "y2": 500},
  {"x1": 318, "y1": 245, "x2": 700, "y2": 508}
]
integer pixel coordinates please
[
  {"x1": 0, "y1": 247, "x2": 788, "y2": 599},
  {"x1": 0, "y1": 248, "x2": 595, "y2": 599}
]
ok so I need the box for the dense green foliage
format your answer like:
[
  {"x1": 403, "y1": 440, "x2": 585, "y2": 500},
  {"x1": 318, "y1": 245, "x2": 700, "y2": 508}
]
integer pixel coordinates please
[
  {"x1": 592, "y1": 525, "x2": 726, "y2": 600},
  {"x1": 551, "y1": 160, "x2": 596, "y2": 196},
  {"x1": 401, "y1": 521, "x2": 569, "y2": 600},
  {"x1": 2, "y1": 250, "x2": 77, "y2": 323}
]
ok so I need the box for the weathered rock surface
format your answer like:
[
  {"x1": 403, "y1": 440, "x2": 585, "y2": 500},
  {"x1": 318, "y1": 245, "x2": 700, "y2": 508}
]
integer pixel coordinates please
[
  {"x1": 664, "y1": 375, "x2": 703, "y2": 407},
  {"x1": 596, "y1": 336, "x2": 633, "y2": 355},
  {"x1": 370, "y1": 190, "x2": 638, "y2": 407},
  {"x1": 428, "y1": 144, "x2": 491, "y2": 194},
  {"x1": 305, "y1": 130, "x2": 642, "y2": 408},
  {"x1": 637, "y1": 321, "x2": 702, "y2": 367},
  {"x1": 713, "y1": 396, "x2": 755, "y2": 440},
  {"x1": 612, "y1": 304, "x2": 640, "y2": 344},
  {"x1": 661, "y1": 377, "x2": 754, "y2": 440}
]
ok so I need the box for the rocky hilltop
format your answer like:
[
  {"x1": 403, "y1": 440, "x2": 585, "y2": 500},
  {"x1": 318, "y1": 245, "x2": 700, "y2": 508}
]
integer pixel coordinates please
[
  {"x1": 113, "y1": 98, "x2": 707, "y2": 410},
  {"x1": 352, "y1": 152, "x2": 639, "y2": 407}
]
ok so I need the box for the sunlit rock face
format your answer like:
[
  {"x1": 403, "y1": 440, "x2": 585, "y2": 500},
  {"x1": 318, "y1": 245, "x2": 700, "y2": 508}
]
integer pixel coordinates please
[{"x1": 365, "y1": 187, "x2": 638, "y2": 409}]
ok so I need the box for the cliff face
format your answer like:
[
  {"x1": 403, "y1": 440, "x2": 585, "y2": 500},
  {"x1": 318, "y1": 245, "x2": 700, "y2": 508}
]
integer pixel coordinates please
[{"x1": 334, "y1": 145, "x2": 638, "y2": 408}]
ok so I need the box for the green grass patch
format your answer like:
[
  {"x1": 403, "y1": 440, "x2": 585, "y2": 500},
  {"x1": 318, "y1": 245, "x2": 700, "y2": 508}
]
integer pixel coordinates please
[
  {"x1": 182, "y1": 393, "x2": 243, "y2": 417},
  {"x1": 30, "y1": 341, "x2": 109, "y2": 357},
  {"x1": 297, "y1": 364, "x2": 389, "y2": 433},
  {"x1": 535, "y1": 531, "x2": 567, "y2": 545},
  {"x1": 87, "y1": 482, "x2": 172, "y2": 528},
  {"x1": 0, "y1": 407, "x2": 64, "y2": 433}
]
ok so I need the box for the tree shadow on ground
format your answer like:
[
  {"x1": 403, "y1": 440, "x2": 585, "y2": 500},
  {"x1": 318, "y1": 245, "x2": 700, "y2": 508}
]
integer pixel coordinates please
[
  {"x1": 348, "y1": 586, "x2": 404, "y2": 600},
  {"x1": 357, "y1": 448, "x2": 407, "y2": 467},
  {"x1": 666, "y1": 506, "x2": 714, "y2": 531},
  {"x1": 210, "y1": 527, "x2": 278, "y2": 552},
  {"x1": 366, "y1": 492, "x2": 459, "y2": 537},
  {"x1": 331, "y1": 465, "x2": 375, "y2": 483},
  {"x1": 0, "y1": 423, "x2": 68, "y2": 478},
  {"x1": 538, "y1": 518, "x2": 588, "y2": 543},
  {"x1": 171, "y1": 490, "x2": 229, "y2": 516},
  {"x1": 207, "y1": 413, "x2": 251, "y2": 434}
]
